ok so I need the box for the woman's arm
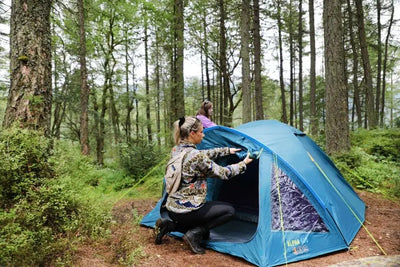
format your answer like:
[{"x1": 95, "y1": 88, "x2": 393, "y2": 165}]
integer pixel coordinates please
[
  {"x1": 202, "y1": 147, "x2": 230, "y2": 160},
  {"x1": 195, "y1": 151, "x2": 251, "y2": 180}
]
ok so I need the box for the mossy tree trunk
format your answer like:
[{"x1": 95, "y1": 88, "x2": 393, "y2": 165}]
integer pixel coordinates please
[{"x1": 4, "y1": 0, "x2": 52, "y2": 135}]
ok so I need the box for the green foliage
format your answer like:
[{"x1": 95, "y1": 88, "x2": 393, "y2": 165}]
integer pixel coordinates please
[
  {"x1": 118, "y1": 141, "x2": 165, "y2": 185},
  {"x1": 0, "y1": 127, "x2": 54, "y2": 208},
  {"x1": 395, "y1": 117, "x2": 400, "y2": 128},
  {"x1": 0, "y1": 177, "x2": 111, "y2": 266},
  {"x1": 0, "y1": 182, "x2": 79, "y2": 266},
  {"x1": 350, "y1": 128, "x2": 400, "y2": 162},
  {"x1": 333, "y1": 129, "x2": 400, "y2": 199},
  {"x1": 0, "y1": 135, "x2": 111, "y2": 266}
]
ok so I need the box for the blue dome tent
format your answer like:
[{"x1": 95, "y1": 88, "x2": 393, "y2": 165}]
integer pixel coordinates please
[{"x1": 141, "y1": 120, "x2": 365, "y2": 266}]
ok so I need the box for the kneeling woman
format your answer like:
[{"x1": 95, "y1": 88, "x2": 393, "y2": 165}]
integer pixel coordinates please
[{"x1": 155, "y1": 116, "x2": 253, "y2": 254}]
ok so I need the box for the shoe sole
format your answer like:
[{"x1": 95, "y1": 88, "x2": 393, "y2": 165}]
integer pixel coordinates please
[
  {"x1": 183, "y1": 235, "x2": 205, "y2": 254},
  {"x1": 154, "y1": 218, "x2": 163, "y2": 245}
]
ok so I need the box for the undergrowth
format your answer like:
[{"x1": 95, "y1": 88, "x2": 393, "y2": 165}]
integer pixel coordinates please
[
  {"x1": 0, "y1": 130, "x2": 111, "y2": 266},
  {"x1": 332, "y1": 129, "x2": 400, "y2": 199}
]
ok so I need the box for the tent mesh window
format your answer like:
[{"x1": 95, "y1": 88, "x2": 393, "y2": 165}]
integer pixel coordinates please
[{"x1": 271, "y1": 165, "x2": 328, "y2": 232}]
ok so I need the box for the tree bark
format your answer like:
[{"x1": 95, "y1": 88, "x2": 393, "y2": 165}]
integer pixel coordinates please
[
  {"x1": 309, "y1": 0, "x2": 317, "y2": 135},
  {"x1": 51, "y1": 40, "x2": 68, "y2": 139},
  {"x1": 155, "y1": 31, "x2": 161, "y2": 149},
  {"x1": 78, "y1": 0, "x2": 90, "y2": 155},
  {"x1": 277, "y1": 0, "x2": 287, "y2": 123},
  {"x1": 219, "y1": 0, "x2": 231, "y2": 126},
  {"x1": 253, "y1": 0, "x2": 264, "y2": 120},
  {"x1": 4, "y1": 0, "x2": 53, "y2": 135},
  {"x1": 298, "y1": 0, "x2": 304, "y2": 131},
  {"x1": 355, "y1": 0, "x2": 377, "y2": 128},
  {"x1": 124, "y1": 29, "x2": 134, "y2": 143},
  {"x1": 323, "y1": 0, "x2": 350, "y2": 154},
  {"x1": 144, "y1": 19, "x2": 152, "y2": 142},
  {"x1": 381, "y1": 0, "x2": 394, "y2": 127},
  {"x1": 171, "y1": 0, "x2": 185, "y2": 122},
  {"x1": 202, "y1": 10, "x2": 211, "y2": 100},
  {"x1": 241, "y1": 0, "x2": 251, "y2": 123},
  {"x1": 375, "y1": 0, "x2": 382, "y2": 123},
  {"x1": 346, "y1": 0, "x2": 362, "y2": 129},
  {"x1": 289, "y1": 0, "x2": 295, "y2": 126}
]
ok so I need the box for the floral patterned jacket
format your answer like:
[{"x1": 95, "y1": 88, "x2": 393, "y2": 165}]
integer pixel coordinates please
[{"x1": 165, "y1": 140, "x2": 247, "y2": 213}]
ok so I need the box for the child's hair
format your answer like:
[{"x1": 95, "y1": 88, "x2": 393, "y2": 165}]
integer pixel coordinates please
[
  {"x1": 197, "y1": 100, "x2": 213, "y2": 118},
  {"x1": 173, "y1": 116, "x2": 202, "y2": 144}
]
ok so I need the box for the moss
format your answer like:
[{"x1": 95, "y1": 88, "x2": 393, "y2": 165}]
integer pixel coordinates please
[{"x1": 18, "y1": 55, "x2": 29, "y2": 63}]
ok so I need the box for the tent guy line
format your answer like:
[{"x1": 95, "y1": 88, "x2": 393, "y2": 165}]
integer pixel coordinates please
[{"x1": 307, "y1": 152, "x2": 387, "y2": 256}]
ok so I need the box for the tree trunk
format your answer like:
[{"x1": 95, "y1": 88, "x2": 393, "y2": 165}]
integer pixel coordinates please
[
  {"x1": 202, "y1": 10, "x2": 211, "y2": 100},
  {"x1": 289, "y1": 0, "x2": 295, "y2": 126},
  {"x1": 91, "y1": 88, "x2": 101, "y2": 164},
  {"x1": 171, "y1": 0, "x2": 185, "y2": 122},
  {"x1": 98, "y1": 81, "x2": 107, "y2": 166},
  {"x1": 155, "y1": 31, "x2": 161, "y2": 149},
  {"x1": 323, "y1": 0, "x2": 350, "y2": 154},
  {"x1": 253, "y1": 0, "x2": 263, "y2": 120},
  {"x1": 78, "y1": 0, "x2": 90, "y2": 155},
  {"x1": 375, "y1": 0, "x2": 382, "y2": 124},
  {"x1": 346, "y1": 0, "x2": 362, "y2": 129},
  {"x1": 381, "y1": 0, "x2": 394, "y2": 127},
  {"x1": 109, "y1": 56, "x2": 120, "y2": 143},
  {"x1": 51, "y1": 41, "x2": 68, "y2": 139},
  {"x1": 355, "y1": 0, "x2": 377, "y2": 128},
  {"x1": 277, "y1": 0, "x2": 287, "y2": 123},
  {"x1": 298, "y1": 0, "x2": 304, "y2": 131},
  {"x1": 219, "y1": 0, "x2": 231, "y2": 126},
  {"x1": 144, "y1": 19, "x2": 152, "y2": 142},
  {"x1": 241, "y1": 0, "x2": 251, "y2": 123},
  {"x1": 124, "y1": 29, "x2": 134, "y2": 143},
  {"x1": 4, "y1": 0, "x2": 53, "y2": 135},
  {"x1": 309, "y1": 0, "x2": 317, "y2": 135}
]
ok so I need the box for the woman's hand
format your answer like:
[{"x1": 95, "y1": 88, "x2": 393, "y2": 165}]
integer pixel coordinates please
[
  {"x1": 243, "y1": 153, "x2": 253, "y2": 165},
  {"x1": 229, "y1": 147, "x2": 241, "y2": 154}
]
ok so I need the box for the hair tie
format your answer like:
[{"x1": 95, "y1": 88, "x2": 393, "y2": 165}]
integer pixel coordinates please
[{"x1": 179, "y1": 117, "x2": 185, "y2": 127}]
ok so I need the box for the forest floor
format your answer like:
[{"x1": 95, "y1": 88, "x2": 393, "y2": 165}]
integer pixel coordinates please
[{"x1": 74, "y1": 190, "x2": 400, "y2": 267}]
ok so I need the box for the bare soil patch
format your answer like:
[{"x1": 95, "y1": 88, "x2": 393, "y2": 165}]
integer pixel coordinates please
[{"x1": 74, "y1": 191, "x2": 400, "y2": 266}]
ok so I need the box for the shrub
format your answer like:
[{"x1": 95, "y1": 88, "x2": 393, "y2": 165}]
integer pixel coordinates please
[
  {"x1": 0, "y1": 127, "x2": 54, "y2": 208},
  {"x1": 0, "y1": 182, "x2": 78, "y2": 266},
  {"x1": 0, "y1": 131, "x2": 111, "y2": 266},
  {"x1": 351, "y1": 129, "x2": 400, "y2": 162},
  {"x1": 0, "y1": 178, "x2": 111, "y2": 266},
  {"x1": 333, "y1": 129, "x2": 400, "y2": 199},
  {"x1": 118, "y1": 141, "x2": 164, "y2": 185}
]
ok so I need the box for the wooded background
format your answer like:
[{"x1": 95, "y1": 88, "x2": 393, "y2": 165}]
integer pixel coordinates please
[{"x1": 0, "y1": 0, "x2": 399, "y2": 162}]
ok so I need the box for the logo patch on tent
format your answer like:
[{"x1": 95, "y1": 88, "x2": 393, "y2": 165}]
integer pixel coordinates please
[{"x1": 292, "y1": 244, "x2": 309, "y2": 255}]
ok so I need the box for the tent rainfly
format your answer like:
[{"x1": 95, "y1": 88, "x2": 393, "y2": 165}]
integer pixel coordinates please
[{"x1": 141, "y1": 120, "x2": 365, "y2": 267}]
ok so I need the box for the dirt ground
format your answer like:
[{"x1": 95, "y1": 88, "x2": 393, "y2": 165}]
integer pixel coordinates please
[{"x1": 75, "y1": 190, "x2": 400, "y2": 267}]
